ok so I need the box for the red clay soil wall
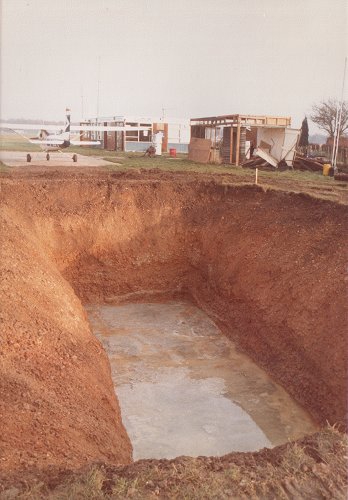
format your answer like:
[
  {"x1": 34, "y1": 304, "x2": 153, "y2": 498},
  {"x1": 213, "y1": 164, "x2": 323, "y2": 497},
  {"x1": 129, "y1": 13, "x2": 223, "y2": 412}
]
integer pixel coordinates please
[
  {"x1": 0, "y1": 205, "x2": 132, "y2": 474},
  {"x1": 1, "y1": 171, "x2": 347, "y2": 473},
  {"x1": 183, "y1": 187, "x2": 347, "y2": 427}
]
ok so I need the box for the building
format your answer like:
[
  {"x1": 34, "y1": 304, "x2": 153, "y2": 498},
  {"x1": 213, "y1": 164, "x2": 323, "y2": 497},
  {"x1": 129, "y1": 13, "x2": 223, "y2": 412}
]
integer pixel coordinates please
[
  {"x1": 80, "y1": 116, "x2": 190, "y2": 153},
  {"x1": 189, "y1": 114, "x2": 300, "y2": 166}
]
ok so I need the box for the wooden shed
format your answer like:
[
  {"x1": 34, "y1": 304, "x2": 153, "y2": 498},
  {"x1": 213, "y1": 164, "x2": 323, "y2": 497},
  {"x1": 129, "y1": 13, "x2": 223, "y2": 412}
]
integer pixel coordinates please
[{"x1": 189, "y1": 114, "x2": 293, "y2": 165}]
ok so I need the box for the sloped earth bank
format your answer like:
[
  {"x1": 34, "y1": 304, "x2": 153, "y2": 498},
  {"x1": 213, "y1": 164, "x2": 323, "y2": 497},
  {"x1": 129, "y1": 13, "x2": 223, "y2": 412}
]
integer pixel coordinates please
[{"x1": 0, "y1": 169, "x2": 347, "y2": 497}]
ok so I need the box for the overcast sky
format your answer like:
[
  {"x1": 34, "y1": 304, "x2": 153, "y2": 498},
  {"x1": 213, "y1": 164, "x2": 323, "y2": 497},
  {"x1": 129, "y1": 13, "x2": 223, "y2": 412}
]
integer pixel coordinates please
[{"x1": 0, "y1": 0, "x2": 347, "y2": 132}]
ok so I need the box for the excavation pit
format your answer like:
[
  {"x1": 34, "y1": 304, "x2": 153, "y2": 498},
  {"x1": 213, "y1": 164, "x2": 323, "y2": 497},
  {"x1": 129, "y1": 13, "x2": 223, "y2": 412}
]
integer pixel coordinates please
[
  {"x1": 0, "y1": 168, "x2": 347, "y2": 493},
  {"x1": 87, "y1": 301, "x2": 317, "y2": 459}
]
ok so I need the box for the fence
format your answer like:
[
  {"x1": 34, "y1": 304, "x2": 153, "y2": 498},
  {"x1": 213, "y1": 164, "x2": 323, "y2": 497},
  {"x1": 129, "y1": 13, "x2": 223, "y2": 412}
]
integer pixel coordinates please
[{"x1": 298, "y1": 144, "x2": 348, "y2": 165}]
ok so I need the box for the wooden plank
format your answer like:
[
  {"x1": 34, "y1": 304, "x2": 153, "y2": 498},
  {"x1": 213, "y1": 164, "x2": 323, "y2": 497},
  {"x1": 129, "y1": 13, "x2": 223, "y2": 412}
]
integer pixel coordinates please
[
  {"x1": 191, "y1": 114, "x2": 291, "y2": 128},
  {"x1": 236, "y1": 117, "x2": 241, "y2": 166},
  {"x1": 188, "y1": 137, "x2": 212, "y2": 163},
  {"x1": 229, "y1": 126, "x2": 233, "y2": 164}
]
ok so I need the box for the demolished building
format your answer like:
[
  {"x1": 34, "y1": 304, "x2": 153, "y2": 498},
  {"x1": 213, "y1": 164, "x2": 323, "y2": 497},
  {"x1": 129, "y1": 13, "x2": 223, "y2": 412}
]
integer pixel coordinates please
[{"x1": 189, "y1": 114, "x2": 300, "y2": 167}]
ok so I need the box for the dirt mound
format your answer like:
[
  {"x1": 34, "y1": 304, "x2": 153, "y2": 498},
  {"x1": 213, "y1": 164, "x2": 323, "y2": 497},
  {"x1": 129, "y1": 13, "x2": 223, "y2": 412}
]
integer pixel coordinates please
[{"x1": 0, "y1": 169, "x2": 347, "y2": 493}]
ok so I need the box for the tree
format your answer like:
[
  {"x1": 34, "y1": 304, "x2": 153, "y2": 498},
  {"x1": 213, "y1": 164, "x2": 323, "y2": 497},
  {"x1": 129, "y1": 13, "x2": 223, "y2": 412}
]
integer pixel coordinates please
[
  {"x1": 310, "y1": 99, "x2": 348, "y2": 138},
  {"x1": 298, "y1": 117, "x2": 309, "y2": 147}
]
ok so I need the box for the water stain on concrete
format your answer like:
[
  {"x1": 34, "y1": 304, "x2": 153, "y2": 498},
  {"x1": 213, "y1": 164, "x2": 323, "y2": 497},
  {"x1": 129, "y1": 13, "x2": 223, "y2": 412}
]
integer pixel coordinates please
[{"x1": 86, "y1": 301, "x2": 317, "y2": 460}]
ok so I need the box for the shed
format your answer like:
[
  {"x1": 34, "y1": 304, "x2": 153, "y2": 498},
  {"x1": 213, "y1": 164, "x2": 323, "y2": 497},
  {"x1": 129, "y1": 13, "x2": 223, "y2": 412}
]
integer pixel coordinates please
[{"x1": 189, "y1": 114, "x2": 299, "y2": 167}]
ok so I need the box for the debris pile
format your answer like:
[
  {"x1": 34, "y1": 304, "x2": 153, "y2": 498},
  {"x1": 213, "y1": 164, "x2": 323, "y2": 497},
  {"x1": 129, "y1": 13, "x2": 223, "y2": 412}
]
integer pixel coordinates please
[
  {"x1": 242, "y1": 156, "x2": 276, "y2": 170},
  {"x1": 292, "y1": 155, "x2": 325, "y2": 172},
  {"x1": 242, "y1": 154, "x2": 333, "y2": 173},
  {"x1": 242, "y1": 156, "x2": 289, "y2": 171}
]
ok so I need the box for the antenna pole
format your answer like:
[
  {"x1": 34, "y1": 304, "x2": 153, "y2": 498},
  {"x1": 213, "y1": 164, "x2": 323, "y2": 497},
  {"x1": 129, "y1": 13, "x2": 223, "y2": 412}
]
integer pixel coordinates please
[
  {"x1": 333, "y1": 56, "x2": 347, "y2": 172},
  {"x1": 331, "y1": 107, "x2": 339, "y2": 166},
  {"x1": 97, "y1": 56, "x2": 101, "y2": 122},
  {"x1": 81, "y1": 85, "x2": 84, "y2": 120}
]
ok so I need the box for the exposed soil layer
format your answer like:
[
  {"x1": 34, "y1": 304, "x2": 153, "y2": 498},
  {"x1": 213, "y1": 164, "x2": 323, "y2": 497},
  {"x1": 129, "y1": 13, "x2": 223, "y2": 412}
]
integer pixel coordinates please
[
  {"x1": 0, "y1": 168, "x2": 347, "y2": 495},
  {"x1": 1, "y1": 429, "x2": 347, "y2": 499}
]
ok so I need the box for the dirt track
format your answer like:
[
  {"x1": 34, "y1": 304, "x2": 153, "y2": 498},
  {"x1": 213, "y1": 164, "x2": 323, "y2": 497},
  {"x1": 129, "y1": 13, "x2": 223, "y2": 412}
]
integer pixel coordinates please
[{"x1": 0, "y1": 167, "x2": 347, "y2": 496}]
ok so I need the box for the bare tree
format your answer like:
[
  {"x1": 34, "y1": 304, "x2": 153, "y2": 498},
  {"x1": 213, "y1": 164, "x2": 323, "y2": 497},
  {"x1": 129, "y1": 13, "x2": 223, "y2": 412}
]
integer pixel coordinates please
[{"x1": 310, "y1": 99, "x2": 348, "y2": 138}]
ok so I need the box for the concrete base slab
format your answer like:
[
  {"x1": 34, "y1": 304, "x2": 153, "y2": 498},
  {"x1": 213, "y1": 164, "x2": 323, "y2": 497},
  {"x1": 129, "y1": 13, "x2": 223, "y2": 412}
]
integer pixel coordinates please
[
  {"x1": 0, "y1": 150, "x2": 113, "y2": 167},
  {"x1": 87, "y1": 301, "x2": 318, "y2": 460}
]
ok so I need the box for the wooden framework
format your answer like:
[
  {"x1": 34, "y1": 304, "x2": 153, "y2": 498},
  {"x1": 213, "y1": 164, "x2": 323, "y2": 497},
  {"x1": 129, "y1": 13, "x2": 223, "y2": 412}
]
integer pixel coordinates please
[
  {"x1": 190, "y1": 114, "x2": 291, "y2": 128},
  {"x1": 190, "y1": 114, "x2": 292, "y2": 165}
]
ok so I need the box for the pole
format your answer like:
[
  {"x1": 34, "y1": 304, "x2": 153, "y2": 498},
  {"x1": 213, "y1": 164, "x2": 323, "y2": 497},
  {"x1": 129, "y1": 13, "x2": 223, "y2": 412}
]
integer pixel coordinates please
[
  {"x1": 96, "y1": 56, "x2": 101, "y2": 122},
  {"x1": 81, "y1": 85, "x2": 84, "y2": 120},
  {"x1": 229, "y1": 126, "x2": 233, "y2": 164},
  {"x1": 331, "y1": 107, "x2": 339, "y2": 166},
  {"x1": 333, "y1": 56, "x2": 347, "y2": 171},
  {"x1": 236, "y1": 116, "x2": 241, "y2": 166}
]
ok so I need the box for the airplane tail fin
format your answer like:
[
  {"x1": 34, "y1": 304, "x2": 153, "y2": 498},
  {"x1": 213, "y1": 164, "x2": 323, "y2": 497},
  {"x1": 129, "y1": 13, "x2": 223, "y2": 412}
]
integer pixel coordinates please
[{"x1": 65, "y1": 108, "x2": 71, "y2": 134}]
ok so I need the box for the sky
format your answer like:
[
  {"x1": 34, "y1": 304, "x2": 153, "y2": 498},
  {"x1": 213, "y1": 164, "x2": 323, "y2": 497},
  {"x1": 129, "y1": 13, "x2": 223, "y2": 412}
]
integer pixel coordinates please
[{"x1": 0, "y1": 0, "x2": 347, "y2": 133}]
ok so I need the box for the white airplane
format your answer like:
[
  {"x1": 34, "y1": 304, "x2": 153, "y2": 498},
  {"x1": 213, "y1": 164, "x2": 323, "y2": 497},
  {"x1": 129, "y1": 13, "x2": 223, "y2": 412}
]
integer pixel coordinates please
[{"x1": 0, "y1": 109, "x2": 149, "y2": 162}]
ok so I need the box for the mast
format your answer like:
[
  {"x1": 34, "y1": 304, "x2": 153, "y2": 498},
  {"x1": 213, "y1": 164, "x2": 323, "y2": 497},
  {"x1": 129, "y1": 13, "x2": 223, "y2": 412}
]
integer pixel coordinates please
[
  {"x1": 96, "y1": 56, "x2": 101, "y2": 122},
  {"x1": 332, "y1": 56, "x2": 347, "y2": 171}
]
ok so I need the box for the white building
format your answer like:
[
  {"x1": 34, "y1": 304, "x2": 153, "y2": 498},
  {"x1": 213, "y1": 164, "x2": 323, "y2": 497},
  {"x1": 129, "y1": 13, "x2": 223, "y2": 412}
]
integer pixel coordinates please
[{"x1": 81, "y1": 115, "x2": 190, "y2": 153}]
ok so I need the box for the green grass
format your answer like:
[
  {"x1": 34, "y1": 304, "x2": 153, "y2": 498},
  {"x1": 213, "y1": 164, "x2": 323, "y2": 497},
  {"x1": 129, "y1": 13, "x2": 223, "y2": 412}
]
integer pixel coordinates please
[
  {"x1": 67, "y1": 145, "x2": 237, "y2": 174},
  {"x1": 0, "y1": 161, "x2": 9, "y2": 172},
  {"x1": 0, "y1": 133, "x2": 41, "y2": 152},
  {"x1": 1, "y1": 135, "x2": 347, "y2": 202},
  {"x1": 0, "y1": 134, "x2": 338, "y2": 178}
]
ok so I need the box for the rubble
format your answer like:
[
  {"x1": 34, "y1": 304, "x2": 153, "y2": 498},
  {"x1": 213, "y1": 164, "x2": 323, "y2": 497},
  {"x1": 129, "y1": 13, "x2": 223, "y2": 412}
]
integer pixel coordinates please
[
  {"x1": 242, "y1": 156, "x2": 276, "y2": 170},
  {"x1": 242, "y1": 153, "x2": 336, "y2": 174},
  {"x1": 293, "y1": 154, "x2": 326, "y2": 172}
]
